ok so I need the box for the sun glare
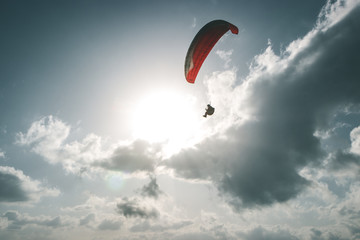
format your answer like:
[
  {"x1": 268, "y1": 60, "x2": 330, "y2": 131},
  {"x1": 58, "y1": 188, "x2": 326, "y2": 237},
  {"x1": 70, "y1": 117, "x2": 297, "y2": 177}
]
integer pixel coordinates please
[{"x1": 131, "y1": 90, "x2": 200, "y2": 155}]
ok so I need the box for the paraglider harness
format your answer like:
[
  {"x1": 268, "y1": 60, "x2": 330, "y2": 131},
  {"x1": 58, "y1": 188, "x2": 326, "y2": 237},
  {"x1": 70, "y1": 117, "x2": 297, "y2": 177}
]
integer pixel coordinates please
[{"x1": 203, "y1": 104, "x2": 215, "y2": 118}]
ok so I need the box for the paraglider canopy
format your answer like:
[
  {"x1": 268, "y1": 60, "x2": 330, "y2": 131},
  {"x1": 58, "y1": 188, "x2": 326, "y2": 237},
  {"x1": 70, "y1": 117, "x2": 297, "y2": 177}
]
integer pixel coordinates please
[{"x1": 184, "y1": 20, "x2": 238, "y2": 83}]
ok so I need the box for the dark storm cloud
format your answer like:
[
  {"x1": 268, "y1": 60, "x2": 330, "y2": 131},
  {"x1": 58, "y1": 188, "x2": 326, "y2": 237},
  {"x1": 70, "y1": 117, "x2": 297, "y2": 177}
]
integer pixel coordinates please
[
  {"x1": 116, "y1": 197, "x2": 159, "y2": 219},
  {"x1": 167, "y1": 4, "x2": 360, "y2": 208},
  {"x1": 99, "y1": 140, "x2": 158, "y2": 173},
  {"x1": 0, "y1": 166, "x2": 59, "y2": 203},
  {"x1": 139, "y1": 176, "x2": 162, "y2": 199},
  {"x1": 0, "y1": 171, "x2": 28, "y2": 202}
]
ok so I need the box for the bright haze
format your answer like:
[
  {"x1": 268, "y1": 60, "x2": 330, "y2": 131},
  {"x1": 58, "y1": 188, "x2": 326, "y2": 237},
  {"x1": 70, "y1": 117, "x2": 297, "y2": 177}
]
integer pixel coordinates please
[{"x1": 1, "y1": 0, "x2": 360, "y2": 239}]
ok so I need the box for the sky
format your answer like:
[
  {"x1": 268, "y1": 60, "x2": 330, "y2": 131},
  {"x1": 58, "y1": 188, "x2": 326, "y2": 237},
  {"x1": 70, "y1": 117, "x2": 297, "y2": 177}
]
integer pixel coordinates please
[{"x1": 1, "y1": 0, "x2": 360, "y2": 239}]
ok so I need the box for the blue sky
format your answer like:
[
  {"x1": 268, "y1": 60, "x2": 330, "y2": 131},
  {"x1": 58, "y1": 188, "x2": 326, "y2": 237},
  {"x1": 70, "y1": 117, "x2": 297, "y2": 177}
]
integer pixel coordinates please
[{"x1": 1, "y1": 0, "x2": 360, "y2": 239}]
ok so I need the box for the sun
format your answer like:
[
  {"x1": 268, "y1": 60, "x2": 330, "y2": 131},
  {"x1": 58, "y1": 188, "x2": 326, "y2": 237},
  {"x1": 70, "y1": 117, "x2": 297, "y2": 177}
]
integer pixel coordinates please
[{"x1": 131, "y1": 89, "x2": 200, "y2": 155}]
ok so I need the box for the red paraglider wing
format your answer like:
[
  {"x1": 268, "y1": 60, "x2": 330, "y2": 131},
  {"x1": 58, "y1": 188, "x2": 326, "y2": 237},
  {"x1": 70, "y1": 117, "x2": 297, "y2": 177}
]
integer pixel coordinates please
[{"x1": 185, "y1": 20, "x2": 238, "y2": 83}]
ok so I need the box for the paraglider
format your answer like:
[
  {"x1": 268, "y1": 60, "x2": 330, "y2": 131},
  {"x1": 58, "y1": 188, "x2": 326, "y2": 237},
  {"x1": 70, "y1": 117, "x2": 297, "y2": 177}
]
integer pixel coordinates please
[
  {"x1": 203, "y1": 104, "x2": 215, "y2": 118},
  {"x1": 184, "y1": 20, "x2": 238, "y2": 117}
]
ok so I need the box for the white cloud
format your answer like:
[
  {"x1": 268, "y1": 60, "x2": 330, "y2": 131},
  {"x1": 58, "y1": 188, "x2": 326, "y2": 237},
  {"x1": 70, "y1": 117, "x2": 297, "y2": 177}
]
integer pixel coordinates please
[
  {"x1": 1, "y1": 211, "x2": 64, "y2": 230},
  {"x1": 317, "y1": 0, "x2": 360, "y2": 31},
  {"x1": 57, "y1": 189, "x2": 195, "y2": 238},
  {"x1": 216, "y1": 49, "x2": 234, "y2": 68},
  {"x1": 191, "y1": 17, "x2": 197, "y2": 28},
  {"x1": 61, "y1": 193, "x2": 109, "y2": 214},
  {"x1": 60, "y1": 133, "x2": 111, "y2": 175},
  {"x1": 16, "y1": 116, "x2": 108, "y2": 175},
  {"x1": 237, "y1": 226, "x2": 299, "y2": 240},
  {"x1": 79, "y1": 213, "x2": 95, "y2": 227},
  {"x1": 16, "y1": 115, "x2": 70, "y2": 164},
  {"x1": 16, "y1": 116, "x2": 108, "y2": 174},
  {"x1": 172, "y1": 232, "x2": 216, "y2": 240},
  {"x1": 350, "y1": 126, "x2": 360, "y2": 155},
  {"x1": 97, "y1": 218, "x2": 122, "y2": 231},
  {"x1": 130, "y1": 219, "x2": 192, "y2": 233},
  {"x1": 16, "y1": 116, "x2": 160, "y2": 176}
]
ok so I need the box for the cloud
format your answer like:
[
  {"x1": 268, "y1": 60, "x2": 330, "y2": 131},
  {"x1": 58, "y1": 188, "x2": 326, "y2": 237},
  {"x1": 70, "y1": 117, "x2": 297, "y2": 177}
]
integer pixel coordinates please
[
  {"x1": 172, "y1": 232, "x2": 216, "y2": 240},
  {"x1": 0, "y1": 166, "x2": 59, "y2": 203},
  {"x1": 116, "y1": 197, "x2": 159, "y2": 219},
  {"x1": 139, "y1": 176, "x2": 163, "y2": 199},
  {"x1": 237, "y1": 226, "x2": 299, "y2": 240},
  {"x1": 79, "y1": 213, "x2": 95, "y2": 226},
  {"x1": 16, "y1": 116, "x2": 107, "y2": 175},
  {"x1": 16, "y1": 115, "x2": 70, "y2": 164},
  {"x1": 327, "y1": 150, "x2": 360, "y2": 171},
  {"x1": 98, "y1": 140, "x2": 158, "y2": 173},
  {"x1": 350, "y1": 126, "x2": 360, "y2": 155},
  {"x1": 216, "y1": 49, "x2": 233, "y2": 68},
  {"x1": 97, "y1": 219, "x2": 122, "y2": 231},
  {"x1": 17, "y1": 116, "x2": 159, "y2": 175},
  {"x1": 130, "y1": 220, "x2": 192, "y2": 233},
  {"x1": 1, "y1": 211, "x2": 64, "y2": 230},
  {"x1": 0, "y1": 149, "x2": 5, "y2": 159},
  {"x1": 167, "y1": 1, "x2": 360, "y2": 209},
  {"x1": 0, "y1": 170, "x2": 28, "y2": 202},
  {"x1": 61, "y1": 194, "x2": 108, "y2": 214},
  {"x1": 309, "y1": 228, "x2": 348, "y2": 240},
  {"x1": 347, "y1": 224, "x2": 360, "y2": 239},
  {"x1": 191, "y1": 17, "x2": 197, "y2": 28}
]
